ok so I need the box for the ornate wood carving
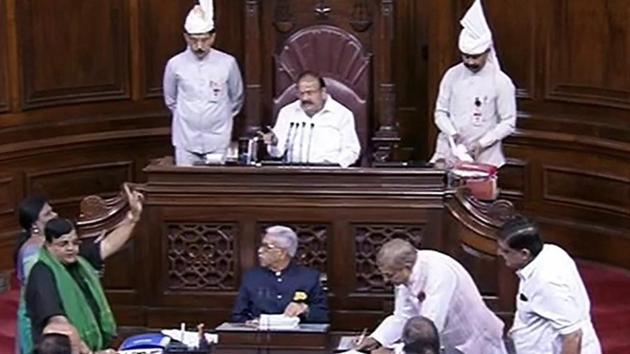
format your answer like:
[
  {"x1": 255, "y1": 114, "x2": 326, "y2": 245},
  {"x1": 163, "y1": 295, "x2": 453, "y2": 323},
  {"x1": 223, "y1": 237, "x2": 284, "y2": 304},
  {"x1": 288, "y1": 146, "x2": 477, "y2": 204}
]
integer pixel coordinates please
[
  {"x1": 451, "y1": 188, "x2": 516, "y2": 227},
  {"x1": 243, "y1": 0, "x2": 263, "y2": 137},
  {"x1": 350, "y1": 0, "x2": 372, "y2": 32},
  {"x1": 372, "y1": 0, "x2": 400, "y2": 162},
  {"x1": 314, "y1": 0, "x2": 332, "y2": 19},
  {"x1": 273, "y1": 0, "x2": 294, "y2": 33},
  {"x1": 17, "y1": 0, "x2": 130, "y2": 109},
  {"x1": 166, "y1": 223, "x2": 237, "y2": 291},
  {"x1": 354, "y1": 223, "x2": 423, "y2": 293}
]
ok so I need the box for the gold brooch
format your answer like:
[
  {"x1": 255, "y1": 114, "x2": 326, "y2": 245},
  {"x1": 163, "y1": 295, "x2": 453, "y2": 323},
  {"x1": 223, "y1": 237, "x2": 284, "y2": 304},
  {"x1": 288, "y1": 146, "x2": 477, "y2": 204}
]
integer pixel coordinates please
[{"x1": 293, "y1": 291, "x2": 308, "y2": 302}]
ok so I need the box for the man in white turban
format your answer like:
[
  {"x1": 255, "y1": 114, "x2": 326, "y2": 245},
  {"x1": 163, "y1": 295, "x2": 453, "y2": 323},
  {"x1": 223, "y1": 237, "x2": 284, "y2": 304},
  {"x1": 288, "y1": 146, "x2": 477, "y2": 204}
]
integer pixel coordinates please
[
  {"x1": 163, "y1": 0, "x2": 244, "y2": 166},
  {"x1": 430, "y1": 0, "x2": 516, "y2": 168}
]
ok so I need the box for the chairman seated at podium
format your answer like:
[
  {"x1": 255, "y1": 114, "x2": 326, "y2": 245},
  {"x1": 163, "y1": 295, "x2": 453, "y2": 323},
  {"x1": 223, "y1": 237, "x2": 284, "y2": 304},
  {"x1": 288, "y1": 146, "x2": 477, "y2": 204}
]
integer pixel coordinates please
[
  {"x1": 259, "y1": 71, "x2": 361, "y2": 168},
  {"x1": 231, "y1": 225, "x2": 329, "y2": 323}
]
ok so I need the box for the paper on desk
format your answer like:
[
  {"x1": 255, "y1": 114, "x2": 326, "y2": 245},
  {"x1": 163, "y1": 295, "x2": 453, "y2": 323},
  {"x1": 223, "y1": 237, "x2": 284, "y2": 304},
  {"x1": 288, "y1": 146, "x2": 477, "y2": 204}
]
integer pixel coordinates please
[
  {"x1": 259, "y1": 314, "x2": 300, "y2": 330},
  {"x1": 161, "y1": 329, "x2": 218, "y2": 347},
  {"x1": 336, "y1": 336, "x2": 357, "y2": 351}
]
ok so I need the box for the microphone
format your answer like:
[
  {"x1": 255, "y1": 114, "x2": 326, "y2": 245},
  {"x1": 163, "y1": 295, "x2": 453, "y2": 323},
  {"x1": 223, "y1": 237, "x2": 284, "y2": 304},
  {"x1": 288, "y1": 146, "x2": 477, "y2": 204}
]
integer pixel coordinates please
[
  {"x1": 287, "y1": 121, "x2": 301, "y2": 163},
  {"x1": 298, "y1": 122, "x2": 307, "y2": 164},
  {"x1": 306, "y1": 122, "x2": 315, "y2": 164},
  {"x1": 282, "y1": 122, "x2": 296, "y2": 163}
]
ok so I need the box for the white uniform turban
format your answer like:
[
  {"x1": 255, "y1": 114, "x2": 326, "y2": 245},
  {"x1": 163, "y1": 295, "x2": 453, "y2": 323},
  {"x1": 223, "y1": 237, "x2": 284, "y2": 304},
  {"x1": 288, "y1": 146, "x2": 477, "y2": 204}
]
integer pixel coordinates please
[
  {"x1": 458, "y1": 0, "x2": 492, "y2": 55},
  {"x1": 458, "y1": 0, "x2": 502, "y2": 72},
  {"x1": 184, "y1": 0, "x2": 215, "y2": 34}
]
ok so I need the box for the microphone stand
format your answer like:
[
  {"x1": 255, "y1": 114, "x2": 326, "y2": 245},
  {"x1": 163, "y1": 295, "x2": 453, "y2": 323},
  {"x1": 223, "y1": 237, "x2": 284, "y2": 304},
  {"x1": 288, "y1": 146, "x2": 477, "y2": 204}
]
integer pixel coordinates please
[
  {"x1": 298, "y1": 122, "x2": 307, "y2": 164},
  {"x1": 288, "y1": 122, "x2": 301, "y2": 164},
  {"x1": 306, "y1": 122, "x2": 315, "y2": 164},
  {"x1": 282, "y1": 122, "x2": 295, "y2": 163}
]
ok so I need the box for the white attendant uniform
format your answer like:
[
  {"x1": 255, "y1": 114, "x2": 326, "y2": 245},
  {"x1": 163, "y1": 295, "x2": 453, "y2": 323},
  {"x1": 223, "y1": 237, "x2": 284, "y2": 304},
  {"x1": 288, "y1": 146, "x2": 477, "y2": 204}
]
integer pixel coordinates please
[
  {"x1": 163, "y1": 48, "x2": 244, "y2": 166},
  {"x1": 268, "y1": 96, "x2": 360, "y2": 168},
  {"x1": 510, "y1": 244, "x2": 601, "y2": 354},
  {"x1": 371, "y1": 250, "x2": 507, "y2": 354},
  {"x1": 430, "y1": 62, "x2": 516, "y2": 168}
]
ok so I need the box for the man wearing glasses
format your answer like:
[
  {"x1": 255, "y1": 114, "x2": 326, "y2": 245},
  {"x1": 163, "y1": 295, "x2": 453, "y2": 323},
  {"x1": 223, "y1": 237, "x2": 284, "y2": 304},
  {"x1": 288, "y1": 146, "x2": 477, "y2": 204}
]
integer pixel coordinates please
[
  {"x1": 231, "y1": 225, "x2": 329, "y2": 323},
  {"x1": 355, "y1": 239, "x2": 507, "y2": 354}
]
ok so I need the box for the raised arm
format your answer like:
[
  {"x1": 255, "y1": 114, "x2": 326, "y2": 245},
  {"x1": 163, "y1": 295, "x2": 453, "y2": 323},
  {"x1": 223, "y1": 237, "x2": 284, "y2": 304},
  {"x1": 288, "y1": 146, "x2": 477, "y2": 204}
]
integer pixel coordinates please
[{"x1": 99, "y1": 184, "x2": 144, "y2": 260}]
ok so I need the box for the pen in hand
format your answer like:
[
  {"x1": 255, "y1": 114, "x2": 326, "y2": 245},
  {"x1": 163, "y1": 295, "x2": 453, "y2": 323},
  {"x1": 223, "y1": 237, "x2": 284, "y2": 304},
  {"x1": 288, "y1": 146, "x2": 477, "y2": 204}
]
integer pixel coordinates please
[{"x1": 356, "y1": 327, "x2": 368, "y2": 347}]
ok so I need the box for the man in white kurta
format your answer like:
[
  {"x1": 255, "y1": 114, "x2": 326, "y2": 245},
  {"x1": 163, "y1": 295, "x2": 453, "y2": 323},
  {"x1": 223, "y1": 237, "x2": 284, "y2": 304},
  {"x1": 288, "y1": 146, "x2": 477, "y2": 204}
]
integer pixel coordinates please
[
  {"x1": 163, "y1": 0, "x2": 244, "y2": 166},
  {"x1": 359, "y1": 239, "x2": 507, "y2": 354},
  {"x1": 497, "y1": 216, "x2": 601, "y2": 354},
  {"x1": 430, "y1": 0, "x2": 516, "y2": 168},
  {"x1": 263, "y1": 72, "x2": 360, "y2": 168}
]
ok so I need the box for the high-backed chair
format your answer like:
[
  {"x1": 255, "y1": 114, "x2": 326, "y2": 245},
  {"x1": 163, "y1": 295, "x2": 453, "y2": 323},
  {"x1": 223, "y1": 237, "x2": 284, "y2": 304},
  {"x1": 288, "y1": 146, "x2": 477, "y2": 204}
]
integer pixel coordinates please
[
  {"x1": 271, "y1": 25, "x2": 370, "y2": 164},
  {"x1": 242, "y1": 1, "x2": 400, "y2": 164}
]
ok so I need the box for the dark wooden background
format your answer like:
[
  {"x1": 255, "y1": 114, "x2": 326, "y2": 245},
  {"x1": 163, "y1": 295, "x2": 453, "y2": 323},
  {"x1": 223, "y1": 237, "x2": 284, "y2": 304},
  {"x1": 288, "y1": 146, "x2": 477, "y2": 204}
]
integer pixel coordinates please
[{"x1": 0, "y1": 0, "x2": 628, "y2": 280}]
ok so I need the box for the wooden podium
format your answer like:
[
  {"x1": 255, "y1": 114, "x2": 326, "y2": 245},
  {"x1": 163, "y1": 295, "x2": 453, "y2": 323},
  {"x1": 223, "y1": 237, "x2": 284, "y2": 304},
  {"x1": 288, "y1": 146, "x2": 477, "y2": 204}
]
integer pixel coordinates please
[{"x1": 76, "y1": 161, "x2": 517, "y2": 332}]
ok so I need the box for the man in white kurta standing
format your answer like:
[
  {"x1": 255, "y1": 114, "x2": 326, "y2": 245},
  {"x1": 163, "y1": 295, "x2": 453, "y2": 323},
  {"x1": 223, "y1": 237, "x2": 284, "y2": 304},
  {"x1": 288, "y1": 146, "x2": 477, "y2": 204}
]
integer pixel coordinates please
[
  {"x1": 430, "y1": 0, "x2": 516, "y2": 168},
  {"x1": 163, "y1": 0, "x2": 244, "y2": 166},
  {"x1": 259, "y1": 71, "x2": 361, "y2": 168},
  {"x1": 355, "y1": 239, "x2": 507, "y2": 354},
  {"x1": 497, "y1": 215, "x2": 601, "y2": 354}
]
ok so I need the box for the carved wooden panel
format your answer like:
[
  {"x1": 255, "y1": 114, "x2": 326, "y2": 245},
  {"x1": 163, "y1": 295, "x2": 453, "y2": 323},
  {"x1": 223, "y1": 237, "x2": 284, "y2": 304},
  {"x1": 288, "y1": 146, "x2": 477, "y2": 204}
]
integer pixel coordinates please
[
  {"x1": 140, "y1": 0, "x2": 195, "y2": 97},
  {"x1": 17, "y1": 0, "x2": 130, "y2": 109},
  {"x1": 259, "y1": 223, "x2": 328, "y2": 275},
  {"x1": 498, "y1": 158, "x2": 527, "y2": 199},
  {"x1": 0, "y1": 176, "x2": 15, "y2": 217},
  {"x1": 25, "y1": 162, "x2": 133, "y2": 210},
  {"x1": 485, "y1": 0, "x2": 536, "y2": 99},
  {"x1": 543, "y1": 166, "x2": 630, "y2": 214},
  {"x1": 166, "y1": 223, "x2": 237, "y2": 291},
  {"x1": 545, "y1": 0, "x2": 630, "y2": 108},
  {"x1": 354, "y1": 223, "x2": 424, "y2": 293},
  {"x1": 0, "y1": 0, "x2": 9, "y2": 113}
]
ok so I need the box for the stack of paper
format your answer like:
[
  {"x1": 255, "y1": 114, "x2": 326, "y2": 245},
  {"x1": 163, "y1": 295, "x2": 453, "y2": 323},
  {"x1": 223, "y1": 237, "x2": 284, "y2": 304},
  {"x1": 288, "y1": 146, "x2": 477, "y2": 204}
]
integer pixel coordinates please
[{"x1": 259, "y1": 314, "x2": 300, "y2": 330}]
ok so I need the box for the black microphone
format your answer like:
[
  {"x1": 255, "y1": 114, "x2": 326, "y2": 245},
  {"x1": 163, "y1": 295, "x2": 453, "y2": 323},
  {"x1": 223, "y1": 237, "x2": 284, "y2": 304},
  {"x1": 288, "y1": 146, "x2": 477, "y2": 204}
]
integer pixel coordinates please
[
  {"x1": 298, "y1": 122, "x2": 307, "y2": 163},
  {"x1": 282, "y1": 122, "x2": 296, "y2": 163},
  {"x1": 287, "y1": 121, "x2": 301, "y2": 163},
  {"x1": 306, "y1": 122, "x2": 315, "y2": 164}
]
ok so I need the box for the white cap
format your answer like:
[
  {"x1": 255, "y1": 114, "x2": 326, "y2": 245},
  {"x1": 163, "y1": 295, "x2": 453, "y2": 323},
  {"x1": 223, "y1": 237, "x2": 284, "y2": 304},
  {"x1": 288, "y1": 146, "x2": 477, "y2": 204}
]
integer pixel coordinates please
[
  {"x1": 458, "y1": 0, "x2": 492, "y2": 55},
  {"x1": 184, "y1": 0, "x2": 214, "y2": 34}
]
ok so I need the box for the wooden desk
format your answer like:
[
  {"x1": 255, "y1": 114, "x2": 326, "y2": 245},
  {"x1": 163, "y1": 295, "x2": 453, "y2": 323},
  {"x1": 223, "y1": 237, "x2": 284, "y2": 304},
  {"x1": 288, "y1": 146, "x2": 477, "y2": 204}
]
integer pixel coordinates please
[
  {"x1": 214, "y1": 323, "x2": 330, "y2": 354},
  {"x1": 77, "y1": 163, "x2": 517, "y2": 331}
]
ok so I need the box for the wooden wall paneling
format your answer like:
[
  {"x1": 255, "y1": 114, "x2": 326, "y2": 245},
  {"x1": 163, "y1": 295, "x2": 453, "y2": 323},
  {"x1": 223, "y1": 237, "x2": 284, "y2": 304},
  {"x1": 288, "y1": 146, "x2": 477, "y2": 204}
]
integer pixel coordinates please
[
  {"x1": 140, "y1": 0, "x2": 195, "y2": 98},
  {"x1": 543, "y1": 166, "x2": 630, "y2": 215},
  {"x1": 25, "y1": 161, "x2": 134, "y2": 212},
  {"x1": 0, "y1": 0, "x2": 9, "y2": 113},
  {"x1": 0, "y1": 174, "x2": 18, "y2": 271},
  {"x1": 545, "y1": 0, "x2": 630, "y2": 108},
  {"x1": 484, "y1": 0, "x2": 537, "y2": 100},
  {"x1": 17, "y1": 0, "x2": 130, "y2": 109},
  {"x1": 498, "y1": 157, "x2": 528, "y2": 200},
  {"x1": 425, "y1": 0, "x2": 459, "y2": 155},
  {"x1": 394, "y1": 0, "x2": 429, "y2": 159}
]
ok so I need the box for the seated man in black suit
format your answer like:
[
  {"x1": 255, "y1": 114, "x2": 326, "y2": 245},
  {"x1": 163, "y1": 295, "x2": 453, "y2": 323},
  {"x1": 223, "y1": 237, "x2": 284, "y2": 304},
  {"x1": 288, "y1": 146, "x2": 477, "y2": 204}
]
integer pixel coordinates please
[{"x1": 231, "y1": 225, "x2": 329, "y2": 323}]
